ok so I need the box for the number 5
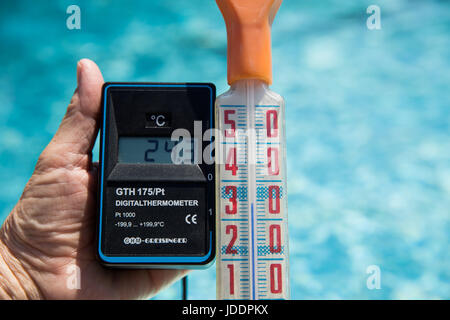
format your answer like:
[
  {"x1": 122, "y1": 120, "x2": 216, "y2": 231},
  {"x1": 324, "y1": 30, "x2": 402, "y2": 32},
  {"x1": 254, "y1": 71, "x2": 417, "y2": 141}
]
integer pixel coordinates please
[{"x1": 224, "y1": 110, "x2": 236, "y2": 137}]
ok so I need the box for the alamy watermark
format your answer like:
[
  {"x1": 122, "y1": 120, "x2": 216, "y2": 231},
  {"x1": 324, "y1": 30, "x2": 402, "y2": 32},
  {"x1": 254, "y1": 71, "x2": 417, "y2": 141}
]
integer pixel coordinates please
[
  {"x1": 66, "y1": 264, "x2": 81, "y2": 290},
  {"x1": 366, "y1": 5, "x2": 381, "y2": 30},
  {"x1": 152, "y1": 122, "x2": 281, "y2": 169},
  {"x1": 366, "y1": 265, "x2": 381, "y2": 290},
  {"x1": 66, "y1": 5, "x2": 380, "y2": 31},
  {"x1": 66, "y1": 5, "x2": 81, "y2": 30}
]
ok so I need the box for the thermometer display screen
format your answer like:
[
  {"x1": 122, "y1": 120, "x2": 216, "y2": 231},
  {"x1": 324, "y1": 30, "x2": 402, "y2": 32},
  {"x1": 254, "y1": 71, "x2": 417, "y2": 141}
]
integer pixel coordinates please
[{"x1": 118, "y1": 137, "x2": 196, "y2": 164}]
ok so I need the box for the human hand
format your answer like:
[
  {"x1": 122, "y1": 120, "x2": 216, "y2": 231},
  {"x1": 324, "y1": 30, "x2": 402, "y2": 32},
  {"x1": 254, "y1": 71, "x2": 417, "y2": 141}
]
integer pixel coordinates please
[{"x1": 0, "y1": 59, "x2": 187, "y2": 299}]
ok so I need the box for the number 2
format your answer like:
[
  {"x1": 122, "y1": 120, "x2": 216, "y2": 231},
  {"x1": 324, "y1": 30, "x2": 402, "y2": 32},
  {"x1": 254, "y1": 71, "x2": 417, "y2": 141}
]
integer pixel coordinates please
[
  {"x1": 225, "y1": 225, "x2": 238, "y2": 254},
  {"x1": 144, "y1": 139, "x2": 159, "y2": 162}
]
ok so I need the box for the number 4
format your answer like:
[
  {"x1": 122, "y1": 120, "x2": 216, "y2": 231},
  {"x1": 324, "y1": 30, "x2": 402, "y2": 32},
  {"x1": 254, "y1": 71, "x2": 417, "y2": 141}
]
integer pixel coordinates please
[{"x1": 225, "y1": 147, "x2": 238, "y2": 175}]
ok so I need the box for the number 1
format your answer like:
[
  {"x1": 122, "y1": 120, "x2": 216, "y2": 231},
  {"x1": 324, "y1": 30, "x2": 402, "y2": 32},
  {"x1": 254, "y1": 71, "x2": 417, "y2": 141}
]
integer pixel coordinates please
[{"x1": 227, "y1": 264, "x2": 235, "y2": 295}]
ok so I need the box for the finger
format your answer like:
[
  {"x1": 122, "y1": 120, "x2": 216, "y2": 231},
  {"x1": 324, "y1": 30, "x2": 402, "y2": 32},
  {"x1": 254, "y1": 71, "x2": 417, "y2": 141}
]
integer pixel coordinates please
[{"x1": 48, "y1": 59, "x2": 104, "y2": 158}]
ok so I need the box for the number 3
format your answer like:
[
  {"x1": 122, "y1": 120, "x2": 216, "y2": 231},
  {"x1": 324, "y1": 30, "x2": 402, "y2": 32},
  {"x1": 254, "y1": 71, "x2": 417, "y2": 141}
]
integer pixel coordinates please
[{"x1": 225, "y1": 186, "x2": 237, "y2": 214}]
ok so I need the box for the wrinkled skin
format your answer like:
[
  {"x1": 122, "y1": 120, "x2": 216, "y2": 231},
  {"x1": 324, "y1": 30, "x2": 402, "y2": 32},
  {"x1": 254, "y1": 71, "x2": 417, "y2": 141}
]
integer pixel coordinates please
[{"x1": 0, "y1": 59, "x2": 187, "y2": 299}]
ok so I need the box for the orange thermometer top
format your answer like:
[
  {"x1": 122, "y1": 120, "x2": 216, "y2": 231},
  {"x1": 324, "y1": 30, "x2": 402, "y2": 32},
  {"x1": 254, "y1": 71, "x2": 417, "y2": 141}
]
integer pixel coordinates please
[{"x1": 216, "y1": 0, "x2": 282, "y2": 85}]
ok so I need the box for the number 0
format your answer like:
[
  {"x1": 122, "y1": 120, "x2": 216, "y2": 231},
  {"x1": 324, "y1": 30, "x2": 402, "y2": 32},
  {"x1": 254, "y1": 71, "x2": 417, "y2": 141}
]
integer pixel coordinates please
[
  {"x1": 270, "y1": 264, "x2": 282, "y2": 294},
  {"x1": 268, "y1": 186, "x2": 280, "y2": 214},
  {"x1": 266, "y1": 110, "x2": 278, "y2": 137},
  {"x1": 267, "y1": 147, "x2": 279, "y2": 175},
  {"x1": 269, "y1": 224, "x2": 281, "y2": 253}
]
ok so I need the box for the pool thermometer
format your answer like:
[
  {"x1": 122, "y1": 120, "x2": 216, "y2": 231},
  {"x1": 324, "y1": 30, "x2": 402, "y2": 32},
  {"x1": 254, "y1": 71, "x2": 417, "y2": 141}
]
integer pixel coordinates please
[{"x1": 216, "y1": 0, "x2": 289, "y2": 300}]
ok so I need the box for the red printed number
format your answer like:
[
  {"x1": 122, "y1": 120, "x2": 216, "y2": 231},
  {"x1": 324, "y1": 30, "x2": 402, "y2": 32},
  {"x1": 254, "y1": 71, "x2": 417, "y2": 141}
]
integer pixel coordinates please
[
  {"x1": 269, "y1": 224, "x2": 281, "y2": 253},
  {"x1": 224, "y1": 110, "x2": 236, "y2": 137},
  {"x1": 270, "y1": 264, "x2": 283, "y2": 294},
  {"x1": 227, "y1": 264, "x2": 235, "y2": 295},
  {"x1": 268, "y1": 185, "x2": 280, "y2": 214},
  {"x1": 225, "y1": 186, "x2": 237, "y2": 214},
  {"x1": 225, "y1": 225, "x2": 238, "y2": 254},
  {"x1": 266, "y1": 110, "x2": 278, "y2": 137},
  {"x1": 267, "y1": 147, "x2": 279, "y2": 175},
  {"x1": 225, "y1": 147, "x2": 238, "y2": 175}
]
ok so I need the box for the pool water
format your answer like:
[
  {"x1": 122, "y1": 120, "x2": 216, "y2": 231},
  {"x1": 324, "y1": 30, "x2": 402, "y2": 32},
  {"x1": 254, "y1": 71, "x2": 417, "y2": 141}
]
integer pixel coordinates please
[{"x1": 0, "y1": 0, "x2": 449, "y2": 299}]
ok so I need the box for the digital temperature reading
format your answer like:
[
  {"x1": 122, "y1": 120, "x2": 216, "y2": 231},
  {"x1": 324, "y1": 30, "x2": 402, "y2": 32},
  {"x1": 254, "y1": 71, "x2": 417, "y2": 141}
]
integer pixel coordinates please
[
  {"x1": 97, "y1": 83, "x2": 216, "y2": 268},
  {"x1": 118, "y1": 137, "x2": 197, "y2": 164},
  {"x1": 118, "y1": 137, "x2": 178, "y2": 163}
]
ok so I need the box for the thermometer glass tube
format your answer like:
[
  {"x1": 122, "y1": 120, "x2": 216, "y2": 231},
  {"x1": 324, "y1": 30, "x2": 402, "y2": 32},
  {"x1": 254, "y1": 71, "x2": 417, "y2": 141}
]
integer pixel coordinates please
[{"x1": 216, "y1": 79, "x2": 289, "y2": 300}]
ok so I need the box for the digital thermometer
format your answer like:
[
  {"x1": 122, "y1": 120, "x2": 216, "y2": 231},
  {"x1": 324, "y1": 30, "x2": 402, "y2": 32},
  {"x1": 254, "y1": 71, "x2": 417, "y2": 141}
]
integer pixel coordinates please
[{"x1": 97, "y1": 83, "x2": 216, "y2": 268}]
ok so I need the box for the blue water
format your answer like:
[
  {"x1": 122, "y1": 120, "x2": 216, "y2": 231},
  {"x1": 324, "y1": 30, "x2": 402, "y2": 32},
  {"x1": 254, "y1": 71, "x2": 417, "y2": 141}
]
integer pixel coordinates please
[{"x1": 0, "y1": 0, "x2": 449, "y2": 299}]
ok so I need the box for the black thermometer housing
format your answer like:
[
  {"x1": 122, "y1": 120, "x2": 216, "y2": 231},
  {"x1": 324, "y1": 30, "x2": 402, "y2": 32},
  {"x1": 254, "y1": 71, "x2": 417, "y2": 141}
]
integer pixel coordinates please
[{"x1": 97, "y1": 83, "x2": 216, "y2": 268}]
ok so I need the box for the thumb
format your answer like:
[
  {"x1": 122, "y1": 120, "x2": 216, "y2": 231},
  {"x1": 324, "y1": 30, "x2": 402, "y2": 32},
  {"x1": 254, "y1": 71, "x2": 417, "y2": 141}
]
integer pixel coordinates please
[{"x1": 43, "y1": 59, "x2": 104, "y2": 169}]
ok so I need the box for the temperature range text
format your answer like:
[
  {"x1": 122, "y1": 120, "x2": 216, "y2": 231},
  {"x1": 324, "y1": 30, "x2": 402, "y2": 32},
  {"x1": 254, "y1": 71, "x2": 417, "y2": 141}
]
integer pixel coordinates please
[{"x1": 114, "y1": 221, "x2": 165, "y2": 228}]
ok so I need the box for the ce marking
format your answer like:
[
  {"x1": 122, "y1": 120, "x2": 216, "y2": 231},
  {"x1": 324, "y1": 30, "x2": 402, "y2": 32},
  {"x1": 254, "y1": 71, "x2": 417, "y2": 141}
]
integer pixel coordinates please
[{"x1": 185, "y1": 214, "x2": 197, "y2": 225}]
